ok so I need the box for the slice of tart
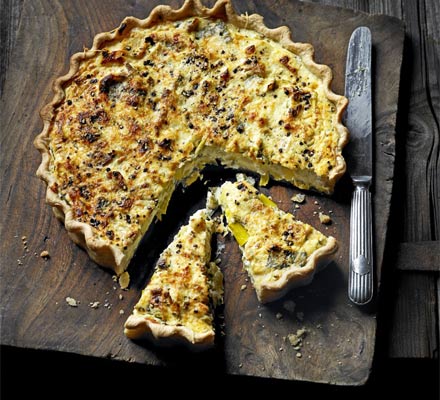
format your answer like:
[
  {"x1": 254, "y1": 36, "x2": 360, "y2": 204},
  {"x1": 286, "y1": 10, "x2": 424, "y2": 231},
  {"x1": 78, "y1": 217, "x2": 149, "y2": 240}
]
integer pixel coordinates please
[
  {"x1": 124, "y1": 209, "x2": 223, "y2": 347},
  {"x1": 213, "y1": 180, "x2": 336, "y2": 303},
  {"x1": 35, "y1": 0, "x2": 348, "y2": 274}
]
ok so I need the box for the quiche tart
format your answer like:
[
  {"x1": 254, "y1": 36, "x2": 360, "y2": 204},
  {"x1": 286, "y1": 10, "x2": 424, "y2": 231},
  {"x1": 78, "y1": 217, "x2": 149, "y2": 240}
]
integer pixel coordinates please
[
  {"x1": 124, "y1": 209, "x2": 223, "y2": 346},
  {"x1": 35, "y1": 0, "x2": 348, "y2": 274},
  {"x1": 213, "y1": 179, "x2": 337, "y2": 303}
]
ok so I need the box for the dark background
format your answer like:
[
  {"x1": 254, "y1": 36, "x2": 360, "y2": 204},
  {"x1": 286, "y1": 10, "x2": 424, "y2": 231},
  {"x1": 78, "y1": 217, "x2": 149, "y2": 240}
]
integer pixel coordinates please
[{"x1": 1, "y1": 345, "x2": 438, "y2": 397}]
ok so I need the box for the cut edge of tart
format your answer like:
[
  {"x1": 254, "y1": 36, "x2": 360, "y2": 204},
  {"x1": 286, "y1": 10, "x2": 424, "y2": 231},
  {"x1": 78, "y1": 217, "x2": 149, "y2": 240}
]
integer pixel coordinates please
[
  {"x1": 34, "y1": 0, "x2": 348, "y2": 275},
  {"x1": 213, "y1": 179, "x2": 337, "y2": 303},
  {"x1": 124, "y1": 208, "x2": 223, "y2": 347}
]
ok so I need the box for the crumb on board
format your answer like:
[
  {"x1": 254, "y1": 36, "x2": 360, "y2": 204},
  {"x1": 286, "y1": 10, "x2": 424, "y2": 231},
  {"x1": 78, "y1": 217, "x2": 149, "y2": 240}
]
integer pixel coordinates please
[
  {"x1": 240, "y1": 284, "x2": 247, "y2": 291},
  {"x1": 276, "y1": 312, "x2": 283, "y2": 320},
  {"x1": 89, "y1": 301, "x2": 100, "y2": 309},
  {"x1": 215, "y1": 243, "x2": 226, "y2": 261},
  {"x1": 319, "y1": 212, "x2": 332, "y2": 224},
  {"x1": 119, "y1": 309, "x2": 125, "y2": 315},
  {"x1": 291, "y1": 193, "x2": 306, "y2": 203},
  {"x1": 40, "y1": 250, "x2": 50, "y2": 259},
  {"x1": 65, "y1": 297, "x2": 78, "y2": 307},
  {"x1": 287, "y1": 327, "x2": 308, "y2": 348},
  {"x1": 118, "y1": 271, "x2": 130, "y2": 289}
]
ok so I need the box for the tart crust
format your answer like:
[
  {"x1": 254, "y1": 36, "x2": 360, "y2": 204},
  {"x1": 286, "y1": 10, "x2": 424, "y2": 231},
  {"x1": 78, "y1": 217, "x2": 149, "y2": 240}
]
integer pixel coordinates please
[
  {"x1": 124, "y1": 317, "x2": 215, "y2": 347},
  {"x1": 34, "y1": 0, "x2": 348, "y2": 275}
]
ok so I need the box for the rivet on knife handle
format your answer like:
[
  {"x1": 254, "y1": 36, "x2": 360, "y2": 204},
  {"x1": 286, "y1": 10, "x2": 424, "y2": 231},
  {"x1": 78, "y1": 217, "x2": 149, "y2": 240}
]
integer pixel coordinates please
[{"x1": 349, "y1": 176, "x2": 373, "y2": 304}]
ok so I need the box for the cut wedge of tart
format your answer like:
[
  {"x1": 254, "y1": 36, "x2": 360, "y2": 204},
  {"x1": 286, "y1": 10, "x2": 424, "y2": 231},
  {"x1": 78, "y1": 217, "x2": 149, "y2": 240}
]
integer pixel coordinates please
[
  {"x1": 213, "y1": 180, "x2": 337, "y2": 303},
  {"x1": 124, "y1": 209, "x2": 223, "y2": 347},
  {"x1": 35, "y1": 0, "x2": 348, "y2": 274}
]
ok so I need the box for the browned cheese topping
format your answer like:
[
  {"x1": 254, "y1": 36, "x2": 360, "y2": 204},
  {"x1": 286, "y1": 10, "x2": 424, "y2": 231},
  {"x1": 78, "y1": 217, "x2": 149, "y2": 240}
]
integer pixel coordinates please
[
  {"x1": 215, "y1": 180, "x2": 332, "y2": 300},
  {"x1": 131, "y1": 209, "x2": 223, "y2": 334},
  {"x1": 47, "y1": 17, "x2": 340, "y2": 255}
]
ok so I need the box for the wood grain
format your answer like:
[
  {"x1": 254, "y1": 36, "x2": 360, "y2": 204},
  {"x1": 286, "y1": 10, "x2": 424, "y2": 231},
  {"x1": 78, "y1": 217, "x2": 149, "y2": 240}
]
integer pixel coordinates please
[
  {"x1": 0, "y1": 0, "x2": 404, "y2": 385},
  {"x1": 389, "y1": 271, "x2": 438, "y2": 358},
  {"x1": 396, "y1": 241, "x2": 440, "y2": 271},
  {"x1": 396, "y1": 0, "x2": 439, "y2": 360}
]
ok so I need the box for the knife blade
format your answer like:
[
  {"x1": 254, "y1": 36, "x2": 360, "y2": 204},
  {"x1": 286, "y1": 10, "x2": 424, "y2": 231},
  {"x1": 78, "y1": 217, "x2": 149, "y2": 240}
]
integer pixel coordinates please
[{"x1": 344, "y1": 27, "x2": 374, "y2": 305}]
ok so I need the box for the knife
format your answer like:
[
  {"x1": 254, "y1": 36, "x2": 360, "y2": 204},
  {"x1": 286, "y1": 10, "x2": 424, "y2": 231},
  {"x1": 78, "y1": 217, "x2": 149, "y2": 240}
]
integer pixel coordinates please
[{"x1": 344, "y1": 27, "x2": 374, "y2": 305}]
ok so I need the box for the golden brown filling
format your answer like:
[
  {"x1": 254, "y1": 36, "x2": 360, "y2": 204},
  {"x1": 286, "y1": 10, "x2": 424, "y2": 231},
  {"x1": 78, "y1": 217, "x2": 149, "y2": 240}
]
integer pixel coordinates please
[
  {"x1": 131, "y1": 209, "x2": 223, "y2": 334},
  {"x1": 215, "y1": 180, "x2": 329, "y2": 288},
  {"x1": 47, "y1": 17, "x2": 340, "y2": 253}
]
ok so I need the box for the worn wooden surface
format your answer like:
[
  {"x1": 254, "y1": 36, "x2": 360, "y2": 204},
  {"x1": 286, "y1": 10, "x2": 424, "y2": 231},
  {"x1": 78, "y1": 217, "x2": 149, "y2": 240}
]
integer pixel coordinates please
[
  {"x1": 396, "y1": 242, "x2": 440, "y2": 271},
  {"x1": 0, "y1": 0, "x2": 427, "y2": 387}
]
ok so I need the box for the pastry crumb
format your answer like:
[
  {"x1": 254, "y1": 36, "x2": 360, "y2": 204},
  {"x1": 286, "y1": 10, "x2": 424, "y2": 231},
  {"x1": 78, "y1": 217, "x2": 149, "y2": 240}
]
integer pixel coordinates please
[
  {"x1": 240, "y1": 284, "x2": 247, "y2": 291},
  {"x1": 287, "y1": 327, "x2": 307, "y2": 348},
  {"x1": 276, "y1": 312, "x2": 283, "y2": 320},
  {"x1": 66, "y1": 297, "x2": 78, "y2": 307},
  {"x1": 89, "y1": 301, "x2": 100, "y2": 309},
  {"x1": 296, "y1": 352, "x2": 302, "y2": 358},
  {"x1": 119, "y1": 309, "x2": 125, "y2": 315},
  {"x1": 119, "y1": 271, "x2": 130, "y2": 289},
  {"x1": 40, "y1": 250, "x2": 50, "y2": 259},
  {"x1": 319, "y1": 212, "x2": 332, "y2": 224},
  {"x1": 119, "y1": 294, "x2": 123, "y2": 300},
  {"x1": 291, "y1": 193, "x2": 305, "y2": 203}
]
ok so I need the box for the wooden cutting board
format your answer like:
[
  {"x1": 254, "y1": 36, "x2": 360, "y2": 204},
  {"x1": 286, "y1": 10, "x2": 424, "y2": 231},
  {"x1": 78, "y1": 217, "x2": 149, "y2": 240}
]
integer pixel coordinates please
[{"x1": 0, "y1": 0, "x2": 404, "y2": 385}]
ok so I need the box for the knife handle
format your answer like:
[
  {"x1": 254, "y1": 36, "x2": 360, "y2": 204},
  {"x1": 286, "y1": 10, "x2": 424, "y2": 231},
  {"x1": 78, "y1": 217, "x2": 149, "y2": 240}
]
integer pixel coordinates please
[{"x1": 349, "y1": 176, "x2": 374, "y2": 305}]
